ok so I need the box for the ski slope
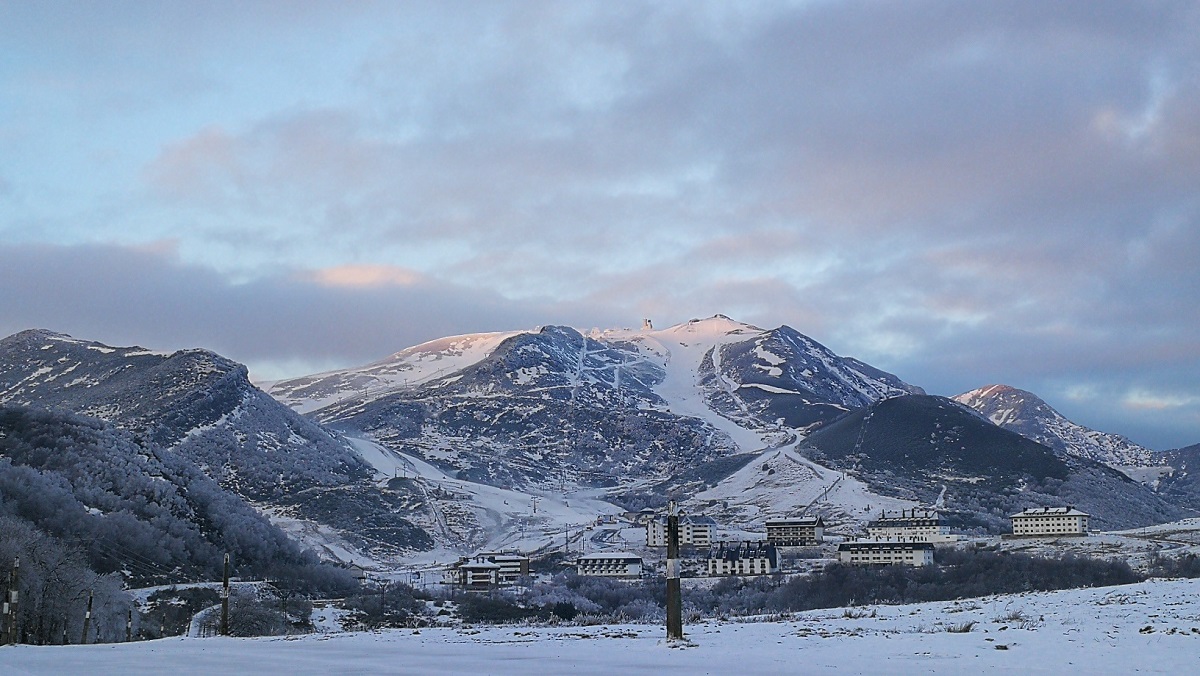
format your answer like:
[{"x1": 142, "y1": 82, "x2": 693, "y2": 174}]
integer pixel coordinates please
[
  {"x1": 597, "y1": 316, "x2": 777, "y2": 453},
  {"x1": 690, "y1": 445, "x2": 916, "y2": 527}
]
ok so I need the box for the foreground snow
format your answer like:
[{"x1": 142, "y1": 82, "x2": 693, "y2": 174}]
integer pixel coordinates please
[{"x1": 4, "y1": 578, "x2": 1199, "y2": 675}]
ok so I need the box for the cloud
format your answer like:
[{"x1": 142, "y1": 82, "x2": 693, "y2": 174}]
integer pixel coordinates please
[
  {"x1": 0, "y1": 242, "x2": 623, "y2": 381},
  {"x1": 308, "y1": 264, "x2": 424, "y2": 289},
  {"x1": 5, "y1": 2, "x2": 1200, "y2": 448}
]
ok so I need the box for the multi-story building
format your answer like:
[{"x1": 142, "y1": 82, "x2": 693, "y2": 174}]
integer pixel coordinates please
[
  {"x1": 837, "y1": 541, "x2": 935, "y2": 567},
  {"x1": 576, "y1": 552, "x2": 643, "y2": 578},
  {"x1": 1009, "y1": 507, "x2": 1090, "y2": 537},
  {"x1": 707, "y1": 542, "x2": 779, "y2": 576},
  {"x1": 446, "y1": 551, "x2": 530, "y2": 587},
  {"x1": 866, "y1": 509, "x2": 956, "y2": 543},
  {"x1": 764, "y1": 517, "x2": 824, "y2": 546},
  {"x1": 446, "y1": 560, "x2": 502, "y2": 587},
  {"x1": 646, "y1": 515, "x2": 716, "y2": 547}
]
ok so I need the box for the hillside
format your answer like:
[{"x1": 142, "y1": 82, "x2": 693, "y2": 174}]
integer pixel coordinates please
[
  {"x1": 0, "y1": 329, "x2": 437, "y2": 561},
  {"x1": 798, "y1": 395, "x2": 1189, "y2": 531},
  {"x1": 0, "y1": 404, "x2": 353, "y2": 589},
  {"x1": 271, "y1": 316, "x2": 921, "y2": 493}
]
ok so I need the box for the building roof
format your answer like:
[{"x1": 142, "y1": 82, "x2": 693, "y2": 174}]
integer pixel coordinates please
[
  {"x1": 764, "y1": 516, "x2": 824, "y2": 527},
  {"x1": 709, "y1": 542, "x2": 779, "y2": 564},
  {"x1": 1009, "y1": 506, "x2": 1090, "y2": 518},
  {"x1": 837, "y1": 541, "x2": 934, "y2": 551},
  {"x1": 652, "y1": 515, "x2": 717, "y2": 526},
  {"x1": 459, "y1": 561, "x2": 502, "y2": 570}
]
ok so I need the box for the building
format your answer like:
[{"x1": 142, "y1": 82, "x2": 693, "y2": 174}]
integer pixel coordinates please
[
  {"x1": 446, "y1": 560, "x2": 501, "y2": 587},
  {"x1": 1009, "y1": 507, "x2": 1090, "y2": 537},
  {"x1": 646, "y1": 514, "x2": 717, "y2": 547},
  {"x1": 446, "y1": 551, "x2": 530, "y2": 587},
  {"x1": 764, "y1": 517, "x2": 824, "y2": 546},
  {"x1": 576, "y1": 552, "x2": 643, "y2": 578},
  {"x1": 837, "y1": 541, "x2": 935, "y2": 567},
  {"x1": 866, "y1": 509, "x2": 956, "y2": 543},
  {"x1": 621, "y1": 508, "x2": 657, "y2": 524},
  {"x1": 707, "y1": 542, "x2": 779, "y2": 576}
]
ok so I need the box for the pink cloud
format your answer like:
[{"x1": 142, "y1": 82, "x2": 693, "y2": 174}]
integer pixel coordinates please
[{"x1": 308, "y1": 264, "x2": 425, "y2": 289}]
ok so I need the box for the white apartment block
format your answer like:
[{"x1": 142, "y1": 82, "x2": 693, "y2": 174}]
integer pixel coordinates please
[
  {"x1": 707, "y1": 542, "x2": 779, "y2": 576},
  {"x1": 446, "y1": 551, "x2": 531, "y2": 587},
  {"x1": 764, "y1": 517, "x2": 824, "y2": 546},
  {"x1": 576, "y1": 552, "x2": 643, "y2": 578},
  {"x1": 837, "y1": 541, "x2": 935, "y2": 567},
  {"x1": 646, "y1": 515, "x2": 716, "y2": 547},
  {"x1": 866, "y1": 509, "x2": 957, "y2": 543},
  {"x1": 1010, "y1": 507, "x2": 1090, "y2": 537}
]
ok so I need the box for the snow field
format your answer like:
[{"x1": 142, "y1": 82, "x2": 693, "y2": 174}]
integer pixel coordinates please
[{"x1": 4, "y1": 578, "x2": 1199, "y2": 675}]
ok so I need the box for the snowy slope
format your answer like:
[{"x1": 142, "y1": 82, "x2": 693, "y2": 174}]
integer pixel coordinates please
[
  {"x1": 270, "y1": 316, "x2": 920, "y2": 455},
  {"x1": 284, "y1": 434, "x2": 628, "y2": 568},
  {"x1": 690, "y1": 445, "x2": 915, "y2": 529},
  {"x1": 7, "y1": 578, "x2": 1200, "y2": 675},
  {"x1": 268, "y1": 331, "x2": 524, "y2": 414},
  {"x1": 593, "y1": 315, "x2": 779, "y2": 452}
]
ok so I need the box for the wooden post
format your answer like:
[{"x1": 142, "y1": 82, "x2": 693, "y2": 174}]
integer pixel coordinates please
[
  {"x1": 220, "y1": 553, "x2": 230, "y2": 636},
  {"x1": 80, "y1": 590, "x2": 93, "y2": 645},
  {"x1": 126, "y1": 609, "x2": 133, "y2": 642},
  {"x1": 666, "y1": 501, "x2": 683, "y2": 640}
]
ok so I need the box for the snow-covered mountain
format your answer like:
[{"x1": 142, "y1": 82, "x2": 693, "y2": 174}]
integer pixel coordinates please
[
  {"x1": 268, "y1": 316, "x2": 922, "y2": 493},
  {"x1": 0, "y1": 329, "x2": 435, "y2": 561},
  {"x1": 952, "y1": 385, "x2": 1163, "y2": 471},
  {"x1": 1157, "y1": 443, "x2": 1200, "y2": 511}
]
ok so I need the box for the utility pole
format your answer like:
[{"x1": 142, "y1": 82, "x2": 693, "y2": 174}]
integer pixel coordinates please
[
  {"x1": 220, "y1": 553, "x2": 231, "y2": 636},
  {"x1": 5, "y1": 557, "x2": 18, "y2": 645},
  {"x1": 80, "y1": 590, "x2": 93, "y2": 645},
  {"x1": 665, "y1": 501, "x2": 683, "y2": 641}
]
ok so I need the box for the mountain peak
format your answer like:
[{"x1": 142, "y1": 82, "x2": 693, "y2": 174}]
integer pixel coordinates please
[
  {"x1": 954, "y1": 383, "x2": 1159, "y2": 470},
  {"x1": 662, "y1": 314, "x2": 764, "y2": 337}
]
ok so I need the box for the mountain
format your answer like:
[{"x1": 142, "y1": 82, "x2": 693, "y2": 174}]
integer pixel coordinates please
[
  {"x1": 0, "y1": 404, "x2": 353, "y2": 590},
  {"x1": 268, "y1": 316, "x2": 923, "y2": 492},
  {"x1": 952, "y1": 385, "x2": 1162, "y2": 472},
  {"x1": 798, "y1": 395, "x2": 1190, "y2": 532},
  {"x1": 1157, "y1": 443, "x2": 1200, "y2": 511},
  {"x1": 0, "y1": 329, "x2": 435, "y2": 560}
]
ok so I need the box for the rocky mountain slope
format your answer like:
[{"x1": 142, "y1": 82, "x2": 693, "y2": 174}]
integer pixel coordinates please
[
  {"x1": 0, "y1": 329, "x2": 435, "y2": 560},
  {"x1": 952, "y1": 384, "x2": 1163, "y2": 471},
  {"x1": 269, "y1": 316, "x2": 922, "y2": 493},
  {"x1": 1157, "y1": 443, "x2": 1200, "y2": 511}
]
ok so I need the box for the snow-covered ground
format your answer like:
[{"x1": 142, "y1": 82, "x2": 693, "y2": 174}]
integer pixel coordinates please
[
  {"x1": 5, "y1": 578, "x2": 1199, "y2": 675},
  {"x1": 982, "y1": 517, "x2": 1200, "y2": 570},
  {"x1": 298, "y1": 436, "x2": 629, "y2": 571}
]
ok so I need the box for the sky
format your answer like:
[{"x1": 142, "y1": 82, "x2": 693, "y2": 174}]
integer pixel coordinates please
[{"x1": 1, "y1": 1, "x2": 1198, "y2": 450}]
